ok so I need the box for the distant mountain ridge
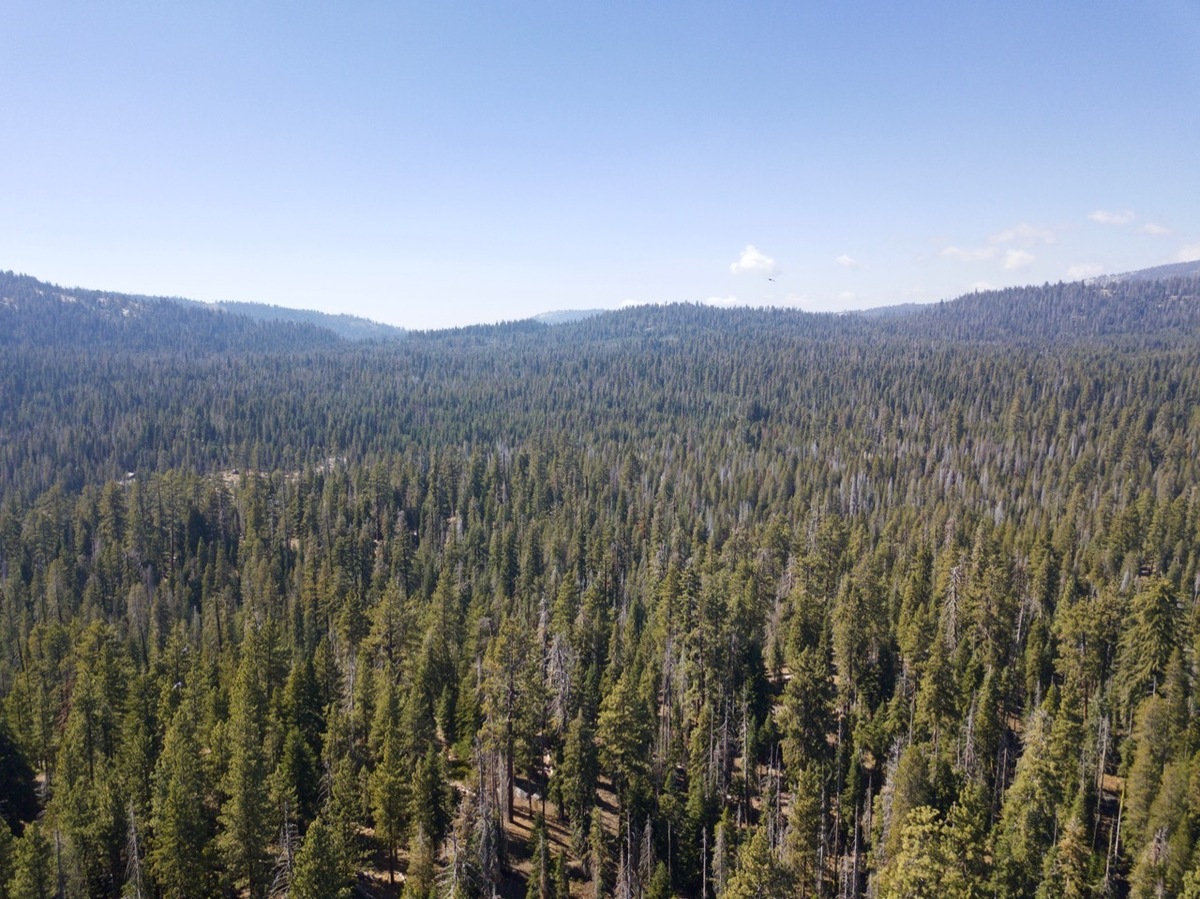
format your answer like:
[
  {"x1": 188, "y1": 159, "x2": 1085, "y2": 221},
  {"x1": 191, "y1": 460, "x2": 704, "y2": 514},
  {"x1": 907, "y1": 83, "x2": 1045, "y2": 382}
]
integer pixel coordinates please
[
  {"x1": 883, "y1": 273, "x2": 1200, "y2": 345},
  {"x1": 4, "y1": 263, "x2": 1199, "y2": 353},
  {"x1": 0, "y1": 270, "x2": 403, "y2": 349},
  {"x1": 1086, "y1": 259, "x2": 1200, "y2": 285},
  {"x1": 215, "y1": 300, "x2": 404, "y2": 340},
  {"x1": 531, "y1": 308, "x2": 606, "y2": 325}
]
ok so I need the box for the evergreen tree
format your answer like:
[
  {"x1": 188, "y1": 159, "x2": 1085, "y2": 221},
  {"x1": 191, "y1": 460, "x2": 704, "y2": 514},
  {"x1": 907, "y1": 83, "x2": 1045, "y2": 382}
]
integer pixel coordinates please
[
  {"x1": 217, "y1": 642, "x2": 275, "y2": 898},
  {"x1": 6, "y1": 819, "x2": 53, "y2": 899},
  {"x1": 722, "y1": 826, "x2": 789, "y2": 899},
  {"x1": 596, "y1": 669, "x2": 651, "y2": 811},
  {"x1": 992, "y1": 705, "x2": 1062, "y2": 899},
  {"x1": 874, "y1": 806, "x2": 972, "y2": 899},
  {"x1": 1037, "y1": 812, "x2": 1098, "y2": 899},
  {"x1": 527, "y1": 815, "x2": 551, "y2": 899},
  {"x1": 290, "y1": 816, "x2": 352, "y2": 899},
  {"x1": 149, "y1": 695, "x2": 218, "y2": 899},
  {"x1": 1115, "y1": 578, "x2": 1181, "y2": 715},
  {"x1": 555, "y1": 710, "x2": 599, "y2": 832},
  {"x1": 410, "y1": 744, "x2": 452, "y2": 851},
  {"x1": 405, "y1": 824, "x2": 437, "y2": 899},
  {"x1": 371, "y1": 717, "x2": 410, "y2": 885}
]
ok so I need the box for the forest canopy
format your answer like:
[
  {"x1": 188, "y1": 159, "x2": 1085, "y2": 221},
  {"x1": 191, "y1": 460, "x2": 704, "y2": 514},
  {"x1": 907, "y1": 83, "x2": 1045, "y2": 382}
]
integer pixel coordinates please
[{"x1": 1, "y1": 270, "x2": 1199, "y2": 897}]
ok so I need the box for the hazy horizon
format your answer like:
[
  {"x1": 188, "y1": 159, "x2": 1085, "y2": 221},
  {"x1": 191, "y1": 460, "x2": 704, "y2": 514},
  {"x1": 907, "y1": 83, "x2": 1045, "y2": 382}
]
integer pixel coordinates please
[{"x1": 4, "y1": 1, "x2": 1199, "y2": 329}]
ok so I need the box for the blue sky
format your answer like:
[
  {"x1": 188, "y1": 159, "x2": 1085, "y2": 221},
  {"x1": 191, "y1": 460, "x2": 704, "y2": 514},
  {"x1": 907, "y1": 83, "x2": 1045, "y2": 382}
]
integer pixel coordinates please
[{"x1": 3, "y1": 2, "x2": 1199, "y2": 329}]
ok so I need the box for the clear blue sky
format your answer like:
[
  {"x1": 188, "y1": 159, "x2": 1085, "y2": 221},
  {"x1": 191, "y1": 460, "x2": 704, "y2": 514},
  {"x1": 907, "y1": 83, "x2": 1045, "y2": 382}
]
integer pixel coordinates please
[{"x1": 4, "y1": 2, "x2": 1199, "y2": 329}]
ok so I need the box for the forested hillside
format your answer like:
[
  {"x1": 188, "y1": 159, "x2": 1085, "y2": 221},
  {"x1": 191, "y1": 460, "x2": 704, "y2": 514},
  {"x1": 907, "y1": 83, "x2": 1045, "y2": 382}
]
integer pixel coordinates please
[
  {"x1": 1, "y1": 272, "x2": 1199, "y2": 898},
  {"x1": 0, "y1": 272, "x2": 393, "y2": 352}
]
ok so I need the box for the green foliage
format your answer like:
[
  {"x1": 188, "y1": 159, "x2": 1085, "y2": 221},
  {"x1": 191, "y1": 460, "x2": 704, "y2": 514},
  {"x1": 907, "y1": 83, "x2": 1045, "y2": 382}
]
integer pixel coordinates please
[
  {"x1": 7, "y1": 820, "x2": 52, "y2": 899},
  {"x1": 526, "y1": 815, "x2": 551, "y2": 899},
  {"x1": 596, "y1": 669, "x2": 652, "y2": 809},
  {"x1": 992, "y1": 706, "x2": 1062, "y2": 897},
  {"x1": 874, "y1": 806, "x2": 976, "y2": 899},
  {"x1": 410, "y1": 744, "x2": 452, "y2": 850},
  {"x1": 555, "y1": 710, "x2": 599, "y2": 830},
  {"x1": 1115, "y1": 578, "x2": 1182, "y2": 715},
  {"x1": 149, "y1": 694, "x2": 217, "y2": 899},
  {"x1": 2, "y1": 280, "x2": 1200, "y2": 897},
  {"x1": 290, "y1": 817, "x2": 352, "y2": 899},
  {"x1": 722, "y1": 826, "x2": 790, "y2": 899},
  {"x1": 404, "y1": 824, "x2": 437, "y2": 899},
  {"x1": 217, "y1": 641, "x2": 275, "y2": 898},
  {"x1": 370, "y1": 711, "x2": 410, "y2": 885}
]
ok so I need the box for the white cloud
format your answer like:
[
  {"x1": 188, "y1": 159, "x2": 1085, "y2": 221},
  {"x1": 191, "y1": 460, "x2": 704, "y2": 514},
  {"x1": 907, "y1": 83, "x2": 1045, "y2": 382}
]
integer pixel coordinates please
[
  {"x1": 729, "y1": 245, "x2": 778, "y2": 275},
  {"x1": 941, "y1": 245, "x2": 997, "y2": 262},
  {"x1": 838, "y1": 291, "x2": 857, "y2": 302},
  {"x1": 1067, "y1": 263, "x2": 1104, "y2": 280},
  {"x1": 1003, "y1": 249, "x2": 1035, "y2": 270},
  {"x1": 702, "y1": 295, "x2": 743, "y2": 308},
  {"x1": 989, "y1": 222, "x2": 1057, "y2": 245},
  {"x1": 1139, "y1": 222, "x2": 1171, "y2": 236},
  {"x1": 1089, "y1": 209, "x2": 1135, "y2": 225},
  {"x1": 835, "y1": 254, "x2": 861, "y2": 269},
  {"x1": 1178, "y1": 244, "x2": 1200, "y2": 263}
]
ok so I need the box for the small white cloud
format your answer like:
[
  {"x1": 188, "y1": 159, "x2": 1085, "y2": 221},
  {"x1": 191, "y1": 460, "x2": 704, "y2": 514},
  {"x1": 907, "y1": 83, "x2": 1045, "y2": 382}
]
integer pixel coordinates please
[
  {"x1": 1067, "y1": 263, "x2": 1104, "y2": 280},
  {"x1": 838, "y1": 291, "x2": 857, "y2": 302},
  {"x1": 835, "y1": 254, "x2": 861, "y2": 269},
  {"x1": 730, "y1": 245, "x2": 778, "y2": 275},
  {"x1": 1139, "y1": 223, "x2": 1171, "y2": 236},
  {"x1": 989, "y1": 222, "x2": 1057, "y2": 245},
  {"x1": 1004, "y1": 249, "x2": 1035, "y2": 270},
  {"x1": 1178, "y1": 244, "x2": 1200, "y2": 263},
  {"x1": 941, "y1": 245, "x2": 997, "y2": 262},
  {"x1": 1089, "y1": 209, "x2": 1135, "y2": 225}
]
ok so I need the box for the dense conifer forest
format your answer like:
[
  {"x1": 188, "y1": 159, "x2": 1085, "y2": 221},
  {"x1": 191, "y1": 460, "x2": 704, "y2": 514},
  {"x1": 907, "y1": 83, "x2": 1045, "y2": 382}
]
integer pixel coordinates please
[{"x1": 2, "y1": 269, "x2": 1200, "y2": 898}]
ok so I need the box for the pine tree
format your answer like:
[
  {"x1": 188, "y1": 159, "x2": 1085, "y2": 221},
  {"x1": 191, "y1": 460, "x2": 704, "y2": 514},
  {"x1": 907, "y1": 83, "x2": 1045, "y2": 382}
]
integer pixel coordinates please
[
  {"x1": 589, "y1": 806, "x2": 608, "y2": 899},
  {"x1": 992, "y1": 704, "x2": 1061, "y2": 899},
  {"x1": 527, "y1": 815, "x2": 550, "y2": 899},
  {"x1": 1128, "y1": 758, "x2": 1192, "y2": 899},
  {"x1": 6, "y1": 820, "x2": 53, "y2": 899},
  {"x1": 874, "y1": 806, "x2": 970, "y2": 899},
  {"x1": 371, "y1": 721, "x2": 410, "y2": 885},
  {"x1": 410, "y1": 744, "x2": 451, "y2": 851},
  {"x1": 271, "y1": 724, "x2": 320, "y2": 831},
  {"x1": 782, "y1": 765, "x2": 824, "y2": 897},
  {"x1": 556, "y1": 710, "x2": 599, "y2": 832},
  {"x1": 218, "y1": 643, "x2": 275, "y2": 898},
  {"x1": 290, "y1": 816, "x2": 352, "y2": 899},
  {"x1": 596, "y1": 669, "x2": 651, "y2": 811},
  {"x1": 1114, "y1": 577, "x2": 1181, "y2": 716},
  {"x1": 553, "y1": 849, "x2": 571, "y2": 899},
  {"x1": 722, "y1": 826, "x2": 790, "y2": 899},
  {"x1": 1037, "y1": 812, "x2": 1097, "y2": 899},
  {"x1": 405, "y1": 824, "x2": 437, "y2": 898},
  {"x1": 148, "y1": 695, "x2": 218, "y2": 899}
]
